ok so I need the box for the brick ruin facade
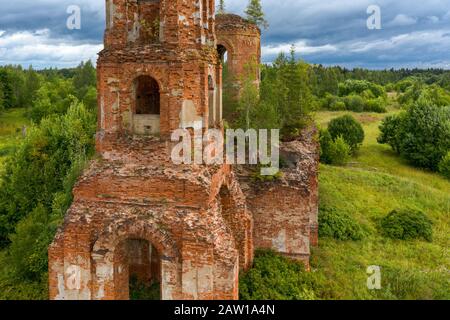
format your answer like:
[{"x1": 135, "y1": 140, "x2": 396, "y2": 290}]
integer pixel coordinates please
[
  {"x1": 48, "y1": 0, "x2": 318, "y2": 300},
  {"x1": 216, "y1": 13, "x2": 261, "y2": 95}
]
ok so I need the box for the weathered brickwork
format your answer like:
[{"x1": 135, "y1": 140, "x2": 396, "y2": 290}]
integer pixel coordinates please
[
  {"x1": 49, "y1": 0, "x2": 318, "y2": 300},
  {"x1": 236, "y1": 128, "x2": 320, "y2": 269},
  {"x1": 216, "y1": 14, "x2": 261, "y2": 93}
]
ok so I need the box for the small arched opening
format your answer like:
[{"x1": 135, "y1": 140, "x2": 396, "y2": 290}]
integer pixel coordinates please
[
  {"x1": 208, "y1": 75, "x2": 217, "y2": 126},
  {"x1": 217, "y1": 44, "x2": 235, "y2": 121},
  {"x1": 133, "y1": 75, "x2": 160, "y2": 135}
]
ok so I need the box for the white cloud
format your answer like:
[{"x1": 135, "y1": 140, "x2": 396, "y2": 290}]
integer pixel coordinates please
[
  {"x1": 0, "y1": 31, "x2": 5, "y2": 37},
  {"x1": 262, "y1": 40, "x2": 337, "y2": 56},
  {"x1": 0, "y1": 29, "x2": 102, "y2": 67},
  {"x1": 348, "y1": 29, "x2": 450, "y2": 53},
  {"x1": 388, "y1": 14, "x2": 418, "y2": 27}
]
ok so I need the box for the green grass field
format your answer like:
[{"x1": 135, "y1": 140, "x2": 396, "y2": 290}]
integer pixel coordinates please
[
  {"x1": 313, "y1": 109, "x2": 450, "y2": 299},
  {"x1": 0, "y1": 108, "x2": 30, "y2": 174}
]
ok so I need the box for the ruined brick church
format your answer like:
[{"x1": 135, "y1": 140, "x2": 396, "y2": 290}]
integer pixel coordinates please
[{"x1": 49, "y1": 0, "x2": 319, "y2": 300}]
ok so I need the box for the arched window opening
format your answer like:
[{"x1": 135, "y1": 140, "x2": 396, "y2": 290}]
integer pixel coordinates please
[
  {"x1": 217, "y1": 44, "x2": 228, "y2": 64},
  {"x1": 217, "y1": 44, "x2": 233, "y2": 122},
  {"x1": 135, "y1": 76, "x2": 160, "y2": 115},
  {"x1": 138, "y1": 0, "x2": 161, "y2": 43},
  {"x1": 120, "y1": 239, "x2": 161, "y2": 300}
]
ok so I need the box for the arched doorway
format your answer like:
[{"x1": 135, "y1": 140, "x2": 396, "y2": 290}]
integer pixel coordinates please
[
  {"x1": 91, "y1": 220, "x2": 181, "y2": 300},
  {"x1": 117, "y1": 238, "x2": 161, "y2": 300},
  {"x1": 133, "y1": 75, "x2": 160, "y2": 135}
]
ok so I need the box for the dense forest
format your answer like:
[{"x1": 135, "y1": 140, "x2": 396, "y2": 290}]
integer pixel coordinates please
[{"x1": 0, "y1": 52, "x2": 449, "y2": 299}]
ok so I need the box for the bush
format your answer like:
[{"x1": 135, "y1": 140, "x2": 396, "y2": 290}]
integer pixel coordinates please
[
  {"x1": 327, "y1": 136, "x2": 351, "y2": 166},
  {"x1": 338, "y1": 79, "x2": 385, "y2": 98},
  {"x1": 380, "y1": 209, "x2": 433, "y2": 242},
  {"x1": 438, "y1": 152, "x2": 450, "y2": 179},
  {"x1": 344, "y1": 95, "x2": 365, "y2": 112},
  {"x1": 240, "y1": 250, "x2": 323, "y2": 300},
  {"x1": 328, "y1": 115, "x2": 365, "y2": 153},
  {"x1": 319, "y1": 206, "x2": 365, "y2": 241},
  {"x1": 331, "y1": 100, "x2": 347, "y2": 111},
  {"x1": 321, "y1": 94, "x2": 346, "y2": 111},
  {"x1": 320, "y1": 131, "x2": 351, "y2": 165},
  {"x1": 129, "y1": 275, "x2": 160, "y2": 300},
  {"x1": 365, "y1": 98, "x2": 387, "y2": 113},
  {"x1": 378, "y1": 101, "x2": 450, "y2": 171}
]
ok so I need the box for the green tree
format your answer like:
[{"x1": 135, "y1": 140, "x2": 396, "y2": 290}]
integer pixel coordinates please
[
  {"x1": 73, "y1": 60, "x2": 96, "y2": 103},
  {"x1": 378, "y1": 99, "x2": 450, "y2": 171},
  {"x1": 0, "y1": 101, "x2": 96, "y2": 246},
  {"x1": 217, "y1": 0, "x2": 226, "y2": 14},
  {"x1": 328, "y1": 115, "x2": 365, "y2": 153},
  {"x1": 245, "y1": 0, "x2": 269, "y2": 29},
  {"x1": 23, "y1": 66, "x2": 41, "y2": 108},
  {"x1": 0, "y1": 83, "x2": 4, "y2": 112},
  {"x1": 0, "y1": 69, "x2": 14, "y2": 109}
]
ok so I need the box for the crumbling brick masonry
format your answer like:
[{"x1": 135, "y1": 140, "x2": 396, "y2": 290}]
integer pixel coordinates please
[{"x1": 49, "y1": 0, "x2": 318, "y2": 300}]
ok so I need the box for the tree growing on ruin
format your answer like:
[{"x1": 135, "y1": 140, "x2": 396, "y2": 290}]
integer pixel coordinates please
[
  {"x1": 217, "y1": 0, "x2": 226, "y2": 14},
  {"x1": 245, "y1": 0, "x2": 269, "y2": 29}
]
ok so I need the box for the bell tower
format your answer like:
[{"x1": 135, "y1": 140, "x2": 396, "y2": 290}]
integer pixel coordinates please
[
  {"x1": 48, "y1": 0, "x2": 253, "y2": 301},
  {"x1": 97, "y1": 0, "x2": 221, "y2": 149}
]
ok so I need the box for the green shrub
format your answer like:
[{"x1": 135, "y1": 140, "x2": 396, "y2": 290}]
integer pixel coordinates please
[
  {"x1": 319, "y1": 129, "x2": 333, "y2": 164},
  {"x1": 129, "y1": 275, "x2": 160, "y2": 300},
  {"x1": 322, "y1": 94, "x2": 346, "y2": 111},
  {"x1": 338, "y1": 79, "x2": 385, "y2": 98},
  {"x1": 240, "y1": 250, "x2": 323, "y2": 300},
  {"x1": 378, "y1": 101, "x2": 450, "y2": 171},
  {"x1": 319, "y1": 206, "x2": 365, "y2": 241},
  {"x1": 331, "y1": 100, "x2": 346, "y2": 111},
  {"x1": 438, "y1": 152, "x2": 450, "y2": 179},
  {"x1": 328, "y1": 115, "x2": 365, "y2": 153},
  {"x1": 327, "y1": 136, "x2": 351, "y2": 166},
  {"x1": 320, "y1": 131, "x2": 351, "y2": 165},
  {"x1": 7, "y1": 205, "x2": 58, "y2": 281},
  {"x1": 344, "y1": 95, "x2": 365, "y2": 112},
  {"x1": 365, "y1": 98, "x2": 387, "y2": 113},
  {"x1": 380, "y1": 209, "x2": 433, "y2": 242}
]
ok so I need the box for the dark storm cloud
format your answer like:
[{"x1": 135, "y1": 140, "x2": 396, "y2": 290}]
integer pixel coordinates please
[{"x1": 0, "y1": 0, "x2": 450, "y2": 69}]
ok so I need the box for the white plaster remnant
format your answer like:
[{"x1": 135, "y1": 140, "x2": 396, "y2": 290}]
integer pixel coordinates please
[
  {"x1": 180, "y1": 100, "x2": 203, "y2": 130},
  {"x1": 272, "y1": 229, "x2": 287, "y2": 252}
]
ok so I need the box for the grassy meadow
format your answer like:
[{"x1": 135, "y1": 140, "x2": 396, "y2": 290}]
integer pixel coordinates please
[{"x1": 313, "y1": 107, "x2": 450, "y2": 299}]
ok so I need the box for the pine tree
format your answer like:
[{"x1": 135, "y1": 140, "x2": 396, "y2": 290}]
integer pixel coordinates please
[
  {"x1": 217, "y1": 0, "x2": 226, "y2": 14},
  {"x1": 245, "y1": 0, "x2": 269, "y2": 29},
  {"x1": 0, "y1": 69, "x2": 14, "y2": 109},
  {"x1": 0, "y1": 82, "x2": 4, "y2": 112}
]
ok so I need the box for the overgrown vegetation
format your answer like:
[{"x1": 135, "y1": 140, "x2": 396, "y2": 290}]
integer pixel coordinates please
[
  {"x1": 225, "y1": 47, "x2": 314, "y2": 141},
  {"x1": 319, "y1": 206, "x2": 365, "y2": 241},
  {"x1": 240, "y1": 250, "x2": 323, "y2": 300},
  {"x1": 0, "y1": 62, "x2": 97, "y2": 299},
  {"x1": 129, "y1": 275, "x2": 161, "y2": 300}
]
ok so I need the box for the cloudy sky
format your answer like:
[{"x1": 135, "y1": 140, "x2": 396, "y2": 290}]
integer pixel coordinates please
[{"x1": 0, "y1": 0, "x2": 450, "y2": 69}]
